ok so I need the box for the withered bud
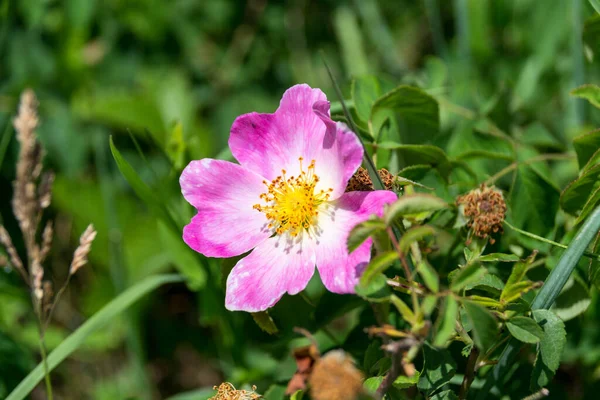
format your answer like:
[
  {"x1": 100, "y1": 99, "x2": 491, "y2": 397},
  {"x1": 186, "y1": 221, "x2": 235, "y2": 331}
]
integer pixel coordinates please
[
  {"x1": 69, "y1": 224, "x2": 97, "y2": 275},
  {"x1": 0, "y1": 254, "x2": 7, "y2": 267},
  {"x1": 308, "y1": 350, "x2": 364, "y2": 400},
  {"x1": 346, "y1": 167, "x2": 395, "y2": 192},
  {"x1": 457, "y1": 184, "x2": 507, "y2": 244},
  {"x1": 209, "y1": 382, "x2": 261, "y2": 400}
]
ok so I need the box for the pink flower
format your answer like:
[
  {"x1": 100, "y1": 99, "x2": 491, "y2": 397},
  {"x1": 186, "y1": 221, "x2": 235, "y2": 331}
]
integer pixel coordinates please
[{"x1": 180, "y1": 84, "x2": 397, "y2": 312}]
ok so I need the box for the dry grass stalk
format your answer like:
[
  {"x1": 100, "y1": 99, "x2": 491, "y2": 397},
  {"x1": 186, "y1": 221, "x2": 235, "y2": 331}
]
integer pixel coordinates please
[
  {"x1": 69, "y1": 224, "x2": 97, "y2": 275},
  {"x1": 12, "y1": 89, "x2": 43, "y2": 258}
]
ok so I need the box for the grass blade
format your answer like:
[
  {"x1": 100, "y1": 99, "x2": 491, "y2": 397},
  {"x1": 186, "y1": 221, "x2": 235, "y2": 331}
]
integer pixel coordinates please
[
  {"x1": 6, "y1": 274, "x2": 183, "y2": 400},
  {"x1": 476, "y1": 205, "x2": 600, "y2": 399}
]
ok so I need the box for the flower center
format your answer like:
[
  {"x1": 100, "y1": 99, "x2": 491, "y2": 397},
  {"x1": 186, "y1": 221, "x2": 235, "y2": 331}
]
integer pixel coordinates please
[{"x1": 253, "y1": 157, "x2": 333, "y2": 237}]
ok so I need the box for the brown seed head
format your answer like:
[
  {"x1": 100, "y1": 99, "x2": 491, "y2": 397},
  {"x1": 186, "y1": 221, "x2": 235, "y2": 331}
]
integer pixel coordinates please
[
  {"x1": 308, "y1": 350, "x2": 364, "y2": 400},
  {"x1": 209, "y1": 382, "x2": 261, "y2": 400},
  {"x1": 457, "y1": 185, "x2": 507, "y2": 244},
  {"x1": 69, "y1": 224, "x2": 97, "y2": 275},
  {"x1": 346, "y1": 167, "x2": 395, "y2": 192}
]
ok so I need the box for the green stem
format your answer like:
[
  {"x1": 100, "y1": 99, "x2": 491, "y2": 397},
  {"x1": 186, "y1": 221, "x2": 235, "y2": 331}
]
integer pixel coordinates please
[
  {"x1": 38, "y1": 336, "x2": 53, "y2": 400},
  {"x1": 504, "y1": 220, "x2": 600, "y2": 261}
]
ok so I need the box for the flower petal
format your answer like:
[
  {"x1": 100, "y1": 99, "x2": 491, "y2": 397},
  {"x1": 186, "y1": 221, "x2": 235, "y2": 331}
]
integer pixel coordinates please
[
  {"x1": 311, "y1": 102, "x2": 363, "y2": 199},
  {"x1": 228, "y1": 85, "x2": 363, "y2": 197},
  {"x1": 315, "y1": 190, "x2": 398, "y2": 293},
  {"x1": 229, "y1": 84, "x2": 327, "y2": 181},
  {"x1": 225, "y1": 236, "x2": 317, "y2": 312},
  {"x1": 180, "y1": 159, "x2": 270, "y2": 258}
]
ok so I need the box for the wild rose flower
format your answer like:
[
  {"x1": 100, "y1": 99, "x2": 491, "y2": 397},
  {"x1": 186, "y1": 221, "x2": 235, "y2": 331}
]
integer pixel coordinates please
[{"x1": 180, "y1": 84, "x2": 397, "y2": 312}]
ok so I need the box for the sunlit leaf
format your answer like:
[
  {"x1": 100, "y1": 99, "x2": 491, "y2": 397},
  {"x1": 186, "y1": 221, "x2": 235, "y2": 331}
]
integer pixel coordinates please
[{"x1": 506, "y1": 316, "x2": 544, "y2": 344}]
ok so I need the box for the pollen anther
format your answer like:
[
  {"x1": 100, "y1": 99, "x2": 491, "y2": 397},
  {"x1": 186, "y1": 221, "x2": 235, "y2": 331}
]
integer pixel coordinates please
[{"x1": 254, "y1": 158, "x2": 332, "y2": 237}]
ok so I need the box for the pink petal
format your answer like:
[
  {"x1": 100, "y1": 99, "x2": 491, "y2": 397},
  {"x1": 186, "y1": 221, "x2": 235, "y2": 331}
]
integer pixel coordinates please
[
  {"x1": 315, "y1": 190, "x2": 398, "y2": 294},
  {"x1": 229, "y1": 84, "x2": 363, "y2": 198},
  {"x1": 180, "y1": 159, "x2": 270, "y2": 258},
  {"x1": 225, "y1": 236, "x2": 317, "y2": 312}
]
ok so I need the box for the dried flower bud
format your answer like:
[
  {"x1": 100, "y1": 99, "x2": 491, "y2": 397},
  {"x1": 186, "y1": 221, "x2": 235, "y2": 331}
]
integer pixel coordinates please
[
  {"x1": 457, "y1": 184, "x2": 507, "y2": 244},
  {"x1": 346, "y1": 167, "x2": 395, "y2": 192},
  {"x1": 308, "y1": 350, "x2": 364, "y2": 400},
  {"x1": 69, "y1": 224, "x2": 97, "y2": 275},
  {"x1": 209, "y1": 382, "x2": 261, "y2": 400}
]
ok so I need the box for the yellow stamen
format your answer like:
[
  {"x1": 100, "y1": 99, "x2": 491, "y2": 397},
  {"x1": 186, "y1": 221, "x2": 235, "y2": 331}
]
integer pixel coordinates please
[{"x1": 253, "y1": 157, "x2": 333, "y2": 237}]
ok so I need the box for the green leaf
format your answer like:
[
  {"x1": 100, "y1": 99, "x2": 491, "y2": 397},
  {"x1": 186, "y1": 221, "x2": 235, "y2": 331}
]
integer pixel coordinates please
[
  {"x1": 510, "y1": 165, "x2": 559, "y2": 235},
  {"x1": 398, "y1": 226, "x2": 436, "y2": 253},
  {"x1": 384, "y1": 194, "x2": 447, "y2": 225},
  {"x1": 501, "y1": 281, "x2": 539, "y2": 305},
  {"x1": 560, "y1": 163, "x2": 600, "y2": 214},
  {"x1": 347, "y1": 218, "x2": 386, "y2": 253},
  {"x1": 462, "y1": 301, "x2": 498, "y2": 352},
  {"x1": 553, "y1": 276, "x2": 591, "y2": 321},
  {"x1": 377, "y1": 143, "x2": 450, "y2": 176},
  {"x1": 251, "y1": 311, "x2": 278, "y2": 335},
  {"x1": 433, "y1": 296, "x2": 458, "y2": 347},
  {"x1": 109, "y1": 136, "x2": 180, "y2": 234},
  {"x1": 417, "y1": 343, "x2": 457, "y2": 393},
  {"x1": 371, "y1": 85, "x2": 439, "y2": 144},
  {"x1": 363, "y1": 376, "x2": 384, "y2": 393},
  {"x1": 464, "y1": 274, "x2": 505, "y2": 293},
  {"x1": 390, "y1": 295, "x2": 416, "y2": 325},
  {"x1": 290, "y1": 390, "x2": 304, "y2": 400},
  {"x1": 263, "y1": 385, "x2": 286, "y2": 400},
  {"x1": 451, "y1": 263, "x2": 486, "y2": 292},
  {"x1": 573, "y1": 130, "x2": 600, "y2": 170},
  {"x1": 352, "y1": 75, "x2": 382, "y2": 124},
  {"x1": 506, "y1": 316, "x2": 544, "y2": 344},
  {"x1": 505, "y1": 253, "x2": 535, "y2": 288},
  {"x1": 531, "y1": 310, "x2": 566, "y2": 390},
  {"x1": 478, "y1": 253, "x2": 520, "y2": 263},
  {"x1": 570, "y1": 84, "x2": 600, "y2": 109},
  {"x1": 467, "y1": 295, "x2": 502, "y2": 308},
  {"x1": 478, "y1": 206, "x2": 600, "y2": 398},
  {"x1": 359, "y1": 251, "x2": 398, "y2": 286},
  {"x1": 315, "y1": 292, "x2": 364, "y2": 328},
  {"x1": 355, "y1": 273, "x2": 391, "y2": 302},
  {"x1": 574, "y1": 185, "x2": 600, "y2": 226},
  {"x1": 6, "y1": 274, "x2": 183, "y2": 400},
  {"x1": 393, "y1": 371, "x2": 420, "y2": 389},
  {"x1": 416, "y1": 260, "x2": 439, "y2": 293},
  {"x1": 431, "y1": 390, "x2": 459, "y2": 400}
]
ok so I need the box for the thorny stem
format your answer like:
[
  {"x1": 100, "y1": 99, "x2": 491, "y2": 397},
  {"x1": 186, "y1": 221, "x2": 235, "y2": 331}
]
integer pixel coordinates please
[
  {"x1": 504, "y1": 220, "x2": 600, "y2": 261},
  {"x1": 459, "y1": 347, "x2": 479, "y2": 400},
  {"x1": 484, "y1": 153, "x2": 574, "y2": 186},
  {"x1": 375, "y1": 339, "x2": 419, "y2": 399}
]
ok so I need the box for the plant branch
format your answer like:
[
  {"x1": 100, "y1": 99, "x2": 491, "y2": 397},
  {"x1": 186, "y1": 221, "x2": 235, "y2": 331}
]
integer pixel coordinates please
[
  {"x1": 504, "y1": 220, "x2": 600, "y2": 261},
  {"x1": 484, "y1": 153, "x2": 574, "y2": 186},
  {"x1": 459, "y1": 347, "x2": 479, "y2": 400}
]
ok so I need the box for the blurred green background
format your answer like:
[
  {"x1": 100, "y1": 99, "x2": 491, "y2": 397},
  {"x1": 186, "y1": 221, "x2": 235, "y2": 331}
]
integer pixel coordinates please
[{"x1": 1, "y1": 0, "x2": 600, "y2": 399}]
